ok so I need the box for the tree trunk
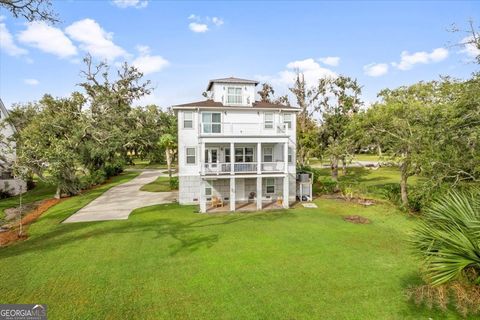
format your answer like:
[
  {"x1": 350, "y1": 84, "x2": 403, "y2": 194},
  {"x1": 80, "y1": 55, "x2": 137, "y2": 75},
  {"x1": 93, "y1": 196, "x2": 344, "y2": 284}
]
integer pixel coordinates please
[
  {"x1": 331, "y1": 157, "x2": 339, "y2": 182},
  {"x1": 341, "y1": 157, "x2": 347, "y2": 175},
  {"x1": 331, "y1": 157, "x2": 340, "y2": 192},
  {"x1": 399, "y1": 161, "x2": 409, "y2": 208},
  {"x1": 165, "y1": 148, "x2": 172, "y2": 180},
  {"x1": 55, "y1": 185, "x2": 61, "y2": 199},
  {"x1": 377, "y1": 144, "x2": 382, "y2": 157}
]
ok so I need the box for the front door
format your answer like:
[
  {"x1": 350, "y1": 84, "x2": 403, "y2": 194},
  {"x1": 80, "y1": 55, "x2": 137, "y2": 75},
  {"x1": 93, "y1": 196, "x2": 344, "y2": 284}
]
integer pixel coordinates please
[
  {"x1": 235, "y1": 179, "x2": 245, "y2": 201},
  {"x1": 205, "y1": 148, "x2": 219, "y2": 173}
]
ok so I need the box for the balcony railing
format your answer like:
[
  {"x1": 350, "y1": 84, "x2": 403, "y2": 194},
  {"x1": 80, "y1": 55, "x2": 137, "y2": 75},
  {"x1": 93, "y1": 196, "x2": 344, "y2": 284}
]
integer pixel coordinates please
[
  {"x1": 203, "y1": 162, "x2": 285, "y2": 174},
  {"x1": 200, "y1": 122, "x2": 288, "y2": 136}
]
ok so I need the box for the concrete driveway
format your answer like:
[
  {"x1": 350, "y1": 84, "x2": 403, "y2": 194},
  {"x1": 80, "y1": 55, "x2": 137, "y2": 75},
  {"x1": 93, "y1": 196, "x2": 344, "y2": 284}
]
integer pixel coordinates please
[{"x1": 64, "y1": 170, "x2": 178, "y2": 223}]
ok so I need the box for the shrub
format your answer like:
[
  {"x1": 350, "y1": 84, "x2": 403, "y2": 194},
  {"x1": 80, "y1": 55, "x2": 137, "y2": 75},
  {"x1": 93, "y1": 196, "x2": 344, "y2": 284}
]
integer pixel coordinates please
[
  {"x1": 169, "y1": 177, "x2": 179, "y2": 190},
  {"x1": 103, "y1": 162, "x2": 124, "y2": 178},
  {"x1": 409, "y1": 190, "x2": 480, "y2": 315},
  {"x1": 0, "y1": 189, "x2": 12, "y2": 199},
  {"x1": 82, "y1": 170, "x2": 106, "y2": 189}
]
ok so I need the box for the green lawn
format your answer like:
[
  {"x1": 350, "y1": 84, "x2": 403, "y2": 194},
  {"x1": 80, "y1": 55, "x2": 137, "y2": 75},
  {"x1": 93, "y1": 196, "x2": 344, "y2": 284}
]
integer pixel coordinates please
[
  {"x1": 314, "y1": 166, "x2": 422, "y2": 200},
  {"x1": 0, "y1": 180, "x2": 56, "y2": 222},
  {"x1": 140, "y1": 176, "x2": 174, "y2": 192},
  {"x1": 127, "y1": 159, "x2": 176, "y2": 170},
  {"x1": 0, "y1": 171, "x2": 464, "y2": 318}
]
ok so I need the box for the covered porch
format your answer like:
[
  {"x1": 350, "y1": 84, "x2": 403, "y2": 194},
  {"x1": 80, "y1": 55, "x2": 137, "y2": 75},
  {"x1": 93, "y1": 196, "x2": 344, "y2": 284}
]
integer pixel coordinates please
[
  {"x1": 200, "y1": 139, "x2": 291, "y2": 175},
  {"x1": 199, "y1": 175, "x2": 289, "y2": 213}
]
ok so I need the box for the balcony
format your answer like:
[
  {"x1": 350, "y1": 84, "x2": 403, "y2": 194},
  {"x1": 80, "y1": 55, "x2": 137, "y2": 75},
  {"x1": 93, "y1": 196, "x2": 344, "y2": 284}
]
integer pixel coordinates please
[
  {"x1": 203, "y1": 162, "x2": 285, "y2": 175},
  {"x1": 200, "y1": 122, "x2": 288, "y2": 136}
]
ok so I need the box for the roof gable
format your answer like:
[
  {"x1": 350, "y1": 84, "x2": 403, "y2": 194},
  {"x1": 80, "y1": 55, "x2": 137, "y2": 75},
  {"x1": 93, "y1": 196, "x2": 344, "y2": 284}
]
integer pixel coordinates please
[{"x1": 206, "y1": 77, "x2": 259, "y2": 91}]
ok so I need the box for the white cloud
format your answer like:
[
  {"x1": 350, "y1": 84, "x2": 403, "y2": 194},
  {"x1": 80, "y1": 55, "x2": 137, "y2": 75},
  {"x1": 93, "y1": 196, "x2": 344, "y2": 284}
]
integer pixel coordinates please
[
  {"x1": 24, "y1": 78, "x2": 39, "y2": 85},
  {"x1": 459, "y1": 36, "x2": 480, "y2": 60},
  {"x1": 212, "y1": 17, "x2": 224, "y2": 26},
  {"x1": 318, "y1": 56, "x2": 340, "y2": 66},
  {"x1": 0, "y1": 20, "x2": 28, "y2": 56},
  {"x1": 112, "y1": 0, "x2": 148, "y2": 8},
  {"x1": 257, "y1": 58, "x2": 337, "y2": 89},
  {"x1": 65, "y1": 19, "x2": 127, "y2": 61},
  {"x1": 188, "y1": 15, "x2": 224, "y2": 32},
  {"x1": 393, "y1": 47, "x2": 449, "y2": 70},
  {"x1": 132, "y1": 45, "x2": 169, "y2": 75},
  {"x1": 18, "y1": 21, "x2": 77, "y2": 58},
  {"x1": 189, "y1": 22, "x2": 208, "y2": 33},
  {"x1": 363, "y1": 63, "x2": 389, "y2": 77}
]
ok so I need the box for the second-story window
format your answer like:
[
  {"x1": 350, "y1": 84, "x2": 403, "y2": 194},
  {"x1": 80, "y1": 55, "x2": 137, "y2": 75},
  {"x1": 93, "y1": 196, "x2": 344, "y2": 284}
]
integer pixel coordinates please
[
  {"x1": 225, "y1": 148, "x2": 230, "y2": 163},
  {"x1": 263, "y1": 147, "x2": 273, "y2": 162},
  {"x1": 283, "y1": 113, "x2": 292, "y2": 129},
  {"x1": 264, "y1": 112, "x2": 274, "y2": 129},
  {"x1": 235, "y1": 147, "x2": 254, "y2": 163},
  {"x1": 183, "y1": 111, "x2": 193, "y2": 129},
  {"x1": 227, "y1": 87, "x2": 242, "y2": 104},
  {"x1": 202, "y1": 112, "x2": 221, "y2": 133},
  {"x1": 186, "y1": 147, "x2": 196, "y2": 164},
  {"x1": 288, "y1": 147, "x2": 293, "y2": 164}
]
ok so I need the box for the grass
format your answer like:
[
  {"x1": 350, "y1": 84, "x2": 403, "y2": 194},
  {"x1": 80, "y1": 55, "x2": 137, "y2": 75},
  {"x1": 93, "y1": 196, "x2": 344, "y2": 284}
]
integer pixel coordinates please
[
  {"x1": 126, "y1": 158, "x2": 176, "y2": 170},
  {"x1": 309, "y1": 154, "x2": 382, "y2": 167},
  {"x1": 313, "y1": 166, "x2": 422, "y2": 200},
  {"x1": 0, "y1": 169, "x2": 466, "y2": 319},
  {"x1": 0, "y1": 180, "x2": 56, "y2": 222},
  {"x1": 140, "y1": 176, "x2": 176, "y2": 192}
]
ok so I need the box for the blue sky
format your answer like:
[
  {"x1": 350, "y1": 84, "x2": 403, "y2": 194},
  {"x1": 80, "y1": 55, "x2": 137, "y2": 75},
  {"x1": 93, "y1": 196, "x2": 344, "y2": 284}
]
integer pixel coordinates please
[{"x1": 1, "y1": 0, "x2": 479, "y2": 109}]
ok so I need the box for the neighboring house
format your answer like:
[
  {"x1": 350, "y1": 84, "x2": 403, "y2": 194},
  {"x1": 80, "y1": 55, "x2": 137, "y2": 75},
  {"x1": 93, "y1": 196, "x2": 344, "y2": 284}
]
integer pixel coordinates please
[
  {"x1": 0, "y1": 98, "x2": 26, "y2": 195},
  {"x1": 173, "y1": 77, "x2": 299, "y2": 213}
]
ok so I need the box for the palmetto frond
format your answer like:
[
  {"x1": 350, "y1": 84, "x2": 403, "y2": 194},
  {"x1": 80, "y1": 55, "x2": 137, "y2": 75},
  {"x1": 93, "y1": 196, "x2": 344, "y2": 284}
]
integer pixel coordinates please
[{"x1": 411, "y1": 190, "x2": 480, "y2": 286}]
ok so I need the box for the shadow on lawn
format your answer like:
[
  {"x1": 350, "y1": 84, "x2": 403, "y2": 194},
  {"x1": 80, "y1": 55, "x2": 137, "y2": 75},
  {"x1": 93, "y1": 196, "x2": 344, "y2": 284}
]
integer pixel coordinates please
[
  {"x1": 0, "y1": 206, "x2": 295, "y2": 259},
  {"x1": 398, "y1": 272, "x2": 455, "y2": 319}
]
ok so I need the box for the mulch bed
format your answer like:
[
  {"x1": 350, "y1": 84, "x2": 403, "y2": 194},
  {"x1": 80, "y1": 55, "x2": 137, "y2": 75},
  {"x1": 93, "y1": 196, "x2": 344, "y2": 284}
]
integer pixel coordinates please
[
  {"x1": 0, "y1": 198, "x2": 61, "y2": 247},
  {"x1": 343, "y1": 215, "x2": 371, "y2": 224}
]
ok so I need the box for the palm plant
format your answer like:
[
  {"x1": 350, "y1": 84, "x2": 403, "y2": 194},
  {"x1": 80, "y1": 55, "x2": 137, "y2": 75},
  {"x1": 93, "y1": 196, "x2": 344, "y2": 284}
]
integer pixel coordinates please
[{"x1": 411, "y1": 190, "x2": 480, "y2": 286}]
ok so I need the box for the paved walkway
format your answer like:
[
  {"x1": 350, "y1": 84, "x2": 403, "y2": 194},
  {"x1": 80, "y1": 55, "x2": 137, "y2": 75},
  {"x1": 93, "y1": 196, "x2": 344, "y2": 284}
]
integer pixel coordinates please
[{"x1": 64, "y1": 170, "x2": 178, "y2": 223}]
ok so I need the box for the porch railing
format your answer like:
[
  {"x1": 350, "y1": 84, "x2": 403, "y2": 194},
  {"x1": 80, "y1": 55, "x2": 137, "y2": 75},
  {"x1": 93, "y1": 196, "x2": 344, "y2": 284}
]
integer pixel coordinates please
[
  {"x1": 200, "y1": 122, "x2": 288, "y2": 136},
  {"x1": 203, "y1": 162, "x2": 285, "y2": 174},
  {"x1": 261, "y1": 162, "x2": 285, "y2": 172}
]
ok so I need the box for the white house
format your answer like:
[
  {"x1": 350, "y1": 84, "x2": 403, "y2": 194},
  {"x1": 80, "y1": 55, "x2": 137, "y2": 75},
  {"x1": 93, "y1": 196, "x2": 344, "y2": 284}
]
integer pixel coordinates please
[
  {"x1": 0, "y1": 98, "x2": 26, "y2": 195},
  {"x1": 173, "y1": 77, "x2": 299, "y2": 213}
]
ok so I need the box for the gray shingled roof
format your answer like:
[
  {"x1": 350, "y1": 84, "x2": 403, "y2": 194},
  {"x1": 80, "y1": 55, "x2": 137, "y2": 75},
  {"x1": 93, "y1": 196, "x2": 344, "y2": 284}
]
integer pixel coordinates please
[
  {"x1": 173, "y1": 99, "x2": 299, "y2": 111},
  {"x1": 206, "y1": 77, "x2": 259, "y2": 91}
]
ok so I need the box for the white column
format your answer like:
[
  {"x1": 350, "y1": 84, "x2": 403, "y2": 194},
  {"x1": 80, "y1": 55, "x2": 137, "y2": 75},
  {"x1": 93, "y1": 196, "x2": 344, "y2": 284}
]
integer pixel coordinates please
[
  {"x1": 200, "y1": 179, "x2": 207, "y2": 213},
  {"x1": 283, "y1": 175, "x2": 289, "y2": 209},
  {"x1": 230, "y1": 142, "x2": 234, "y2": 174},
  {"x1": 230, "y1": 177, "x2": 236, "y2": 211},
  {"x1": 200, "y1": 141, "x2": 205, "y2": 175},
  {"x1": 284, "y1": 142, "x2": 289, "y2": 174},
  {"x1": 257, "y1": 142, "x2": 262, "y2": 174},
  {"x1": 256, "y1": 176, "x2": 262, "y2": 210}
]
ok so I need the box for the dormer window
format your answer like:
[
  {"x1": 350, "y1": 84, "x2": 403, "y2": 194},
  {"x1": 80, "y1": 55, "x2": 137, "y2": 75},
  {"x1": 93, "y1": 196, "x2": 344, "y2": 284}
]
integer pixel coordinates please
[{"x1": 227, "y1": 87, "x2": 242, "y2": 104}]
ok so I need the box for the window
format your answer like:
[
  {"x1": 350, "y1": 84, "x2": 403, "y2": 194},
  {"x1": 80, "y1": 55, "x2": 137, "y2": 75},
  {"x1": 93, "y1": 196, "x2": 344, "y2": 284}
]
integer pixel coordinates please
[
  {"x1": 283, "y1": 113, "x2": 292, "y2": 129},
  {"x1": 264, "y1": 112, "x2": 274, "y2": 129},
  {"x1": 186, "y1": 147, "x2": 196, "y2": 164},
  {"x1": 183, "y1": 111, "x2": 193, "y2": 129},
  {"x1": 288, "y1": 147, "x2": 293, "y2": 164},
  {"x1": 263, "y1": 147, "x2": 273, "y2": 162},
  {"x1": 205, "y1": 183, "x2": 212, "y2": 201},
  {"x1": 234, "y1": 147, "x2": 254, "y2": 162},
  {"x1": 266, "y1": 178, "x2": 275, "y2": 194},
  {"x1": 227, "y1": 87, "x2": 242, "y2": 104},
  {"x1": 202, "y1": 112, "x2": 221, "y2": 133},
  {"x1": 225, "y1": 148, "x2": 230, "y2": 163}
]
